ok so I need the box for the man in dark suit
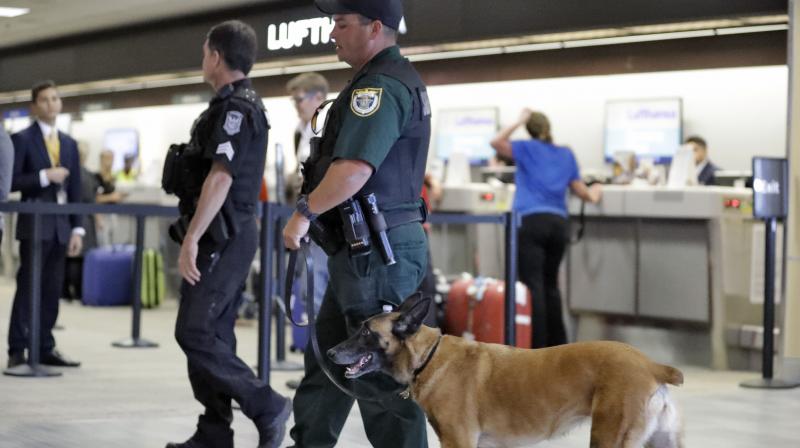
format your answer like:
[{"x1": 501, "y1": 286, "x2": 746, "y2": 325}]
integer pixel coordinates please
[
  {"x1": 686, "y1": 135, "x2": 719, "y2": 186},
  {"x1": 7, "y1": 80, "x2": 83, "y2": 369},
  {"x1": 0, "y1": 127, "x2": 13, "y2": 251}
]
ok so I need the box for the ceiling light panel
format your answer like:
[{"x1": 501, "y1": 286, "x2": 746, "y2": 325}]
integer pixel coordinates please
[{"x1": 0, "y1": 7, "x2": 29, "y2": 17}]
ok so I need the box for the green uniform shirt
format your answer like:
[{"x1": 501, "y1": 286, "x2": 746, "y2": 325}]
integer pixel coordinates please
[{"x1": 332, "y1": 46, "x2": 413, "y2": 171}]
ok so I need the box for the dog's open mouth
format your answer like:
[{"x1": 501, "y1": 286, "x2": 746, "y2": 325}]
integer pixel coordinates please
[{"x1": 344, "y1": 354, "x2": 373, "y2": 378}]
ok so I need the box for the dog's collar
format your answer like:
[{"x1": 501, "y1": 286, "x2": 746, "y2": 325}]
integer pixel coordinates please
[
  {"x1": 412, "y1": 335, "x2": 443, "y2": 382},
  {"x1": 399, "y1": 335, "x2": 443, "y2": 400}
]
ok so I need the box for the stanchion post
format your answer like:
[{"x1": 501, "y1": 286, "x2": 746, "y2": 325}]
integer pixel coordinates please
[
  {"x1": 258, "y1": 202, "x2": 274, "y2": 383},
  {"x1": 741, "y1": 157, "x2": 799, "y2": 389},
  {"x1": 504, "y1": 211, "x2": 518, "y2": 347},
  {"x1": 4, "y1": 212, "x2": 60, "y2": 377},
  {"x1": 763, "y1": 217, "x2": 777, "y2": 380},
  {"x1": 271, "y1": 211, "x2": 303, "y2": 371},
  {"x1": 275, "y1": 215, "x2": 287, "y2": 360},
  {"x1": 112, "y1": 215, "x2": 157, "y2": 348}
]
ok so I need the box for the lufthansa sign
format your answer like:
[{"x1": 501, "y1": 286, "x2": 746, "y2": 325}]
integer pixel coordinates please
[
  {"x1": 266, "y1": 17, "x2": 408, "y2": 52},
  {"x1": 267, "y1": 17, "x2": 335, "y2": 51}
]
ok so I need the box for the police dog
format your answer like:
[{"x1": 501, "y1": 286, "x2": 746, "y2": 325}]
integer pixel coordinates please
[{"x1": 328, "y1": 294, "x2": 683, "y2": 448}]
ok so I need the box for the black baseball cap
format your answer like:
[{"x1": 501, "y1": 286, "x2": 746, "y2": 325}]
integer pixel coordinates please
[{"x1": 315, "y1": 0, "x2": 403, "y2": 30}]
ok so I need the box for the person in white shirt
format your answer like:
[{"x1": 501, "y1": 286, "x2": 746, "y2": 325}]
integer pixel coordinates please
[
  {"x1": 284, "y1": 72, "x2": 330, "y2": 390},
  {"x1": 285, "y1": 72, "x2": 330, "y2": 203}
]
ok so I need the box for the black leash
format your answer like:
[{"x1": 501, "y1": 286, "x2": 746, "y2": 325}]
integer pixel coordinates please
[
  {"x1": 284, "y1": 239, "x2": 388, "y2": 402},
  {"x1": 571, "y1": 180, "x2": 601, "y2": 244},
  {"x1": 571, "y1": 200, "x2": 587, "y2": 244}
]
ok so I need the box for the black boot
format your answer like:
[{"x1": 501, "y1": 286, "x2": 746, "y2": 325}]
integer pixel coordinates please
[
  {"x1": 166, "y1": 417, "x2": 234, "y2": 448},
  {"x1": 6, "y1": 352, "x2": 25, "y2": 368},
  {"x1": 256, "y1": 397, "x2": 292, "y2": 448}
]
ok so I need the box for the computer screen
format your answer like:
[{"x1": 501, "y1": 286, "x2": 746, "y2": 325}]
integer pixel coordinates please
[
  {"x1": 103, "y1": 128, "x2": 139, "y2": 172},
  {"x1": 604, "y1": 98, "x2": 682, "y2": 164},
  {"x1": 434, "y1": 108, "x2": 498, "y2": 165}
]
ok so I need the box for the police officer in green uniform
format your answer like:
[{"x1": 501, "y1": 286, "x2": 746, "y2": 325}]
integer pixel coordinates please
[
  {"x1": 166, "y1": 20, "x2": 290, "y2": 448},
  {"x1": 283, "y1": 1, "x2": 432, "y2": 447}
]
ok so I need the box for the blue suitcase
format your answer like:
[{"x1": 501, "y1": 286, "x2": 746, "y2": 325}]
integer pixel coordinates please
[{"x1": 82, "y1": 246, "x2": 135, "y2": 306}]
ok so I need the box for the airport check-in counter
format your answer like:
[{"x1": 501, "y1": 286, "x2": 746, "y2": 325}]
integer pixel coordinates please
[
  {"x1": 566, "y1": 185, "x2": 768, "y2": 370},
  {"x1": 434, "y1": 183, "x2": 767, "y2": 370}
]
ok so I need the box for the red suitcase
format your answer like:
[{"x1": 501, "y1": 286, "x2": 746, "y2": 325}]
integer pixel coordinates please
[{"x1": 444, "y1": 277, "x2": 532, "y2": 348}]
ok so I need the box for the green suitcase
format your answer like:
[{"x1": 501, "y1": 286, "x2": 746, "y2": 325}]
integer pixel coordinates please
[{"x1": 141, "y1": 249, "x2": 165, "y2": 308}]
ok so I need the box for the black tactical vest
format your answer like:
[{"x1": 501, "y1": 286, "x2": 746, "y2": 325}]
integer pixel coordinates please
[
  {"x1": 187, "y1": 80, "x2": 269, "y2": 215},
  {"x1": 303, "y1": 50, "x2": 431, "y2": 227}
]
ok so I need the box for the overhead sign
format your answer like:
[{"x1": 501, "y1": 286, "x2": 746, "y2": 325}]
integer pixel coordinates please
[
  {"x1": 604, "y1": 98, "x2": 682, "y2": 164},
  {"x1": 752, "y1": 157, "x2": 788, "y2": 219},
  {"x1": 266, "y1": 16, "x2": 407, "y2": 53},
  {"x1": 267, "y1": 17, "x2": 335, "y2": 52}
]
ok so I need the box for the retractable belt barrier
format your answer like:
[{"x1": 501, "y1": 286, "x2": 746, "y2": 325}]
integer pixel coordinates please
[
  {"x1": 0, "y1": 202, "x2": 178, "y2": 377},
  {"x1": 0, "y1": 201, "x2": 520, "y2": 385}
]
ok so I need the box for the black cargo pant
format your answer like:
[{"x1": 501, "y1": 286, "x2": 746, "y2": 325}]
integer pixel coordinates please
[
  {"x1": 290, "y1": 222, "x2": 430, "y2": 448},
  {"x1": 518, "y1": 212, "x2": 570, "y2": 348},
  {"x1": 174, "y1": 216, "x2": 284, "y2": 446},
  {"x1": 8, "y1": 238, "x2": 66, "y2": 356}
]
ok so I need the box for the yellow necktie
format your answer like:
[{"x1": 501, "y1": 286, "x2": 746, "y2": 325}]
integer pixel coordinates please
[{"x1": 45, "y1": 131, "x2": 60, "y2": 167}]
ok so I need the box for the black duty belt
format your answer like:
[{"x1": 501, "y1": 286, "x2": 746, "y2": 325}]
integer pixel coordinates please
[{"x1": 383, "y1": 202, "x2": 427, "y2": 229}]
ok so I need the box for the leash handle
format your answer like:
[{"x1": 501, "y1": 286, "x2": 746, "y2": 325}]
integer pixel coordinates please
[
  {"x1": 284, "y1": 239, "x2": 386, "y2": 402},
  {"x1": 284, "y1": 240, "x2": 310, "y2": 327}
]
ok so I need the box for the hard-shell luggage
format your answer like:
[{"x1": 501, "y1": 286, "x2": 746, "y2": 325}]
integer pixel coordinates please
[
  {"x1": 82, "y1": 246, "x2": 135, "y2": 306},
  {"x1": 141, "y1": 249, "x2": 165, "y2": 309},
  {"x1": 444, "y1": 276, "x2": 533, "y2": 348}
]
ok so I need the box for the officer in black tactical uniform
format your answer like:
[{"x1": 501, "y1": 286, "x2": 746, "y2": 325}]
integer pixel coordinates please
[
  {"x1": 282, "y1": 1, "x2": 432, "y2": 446},
  {"x1": 163, "y1": 20, "x2": 290, "y2": 448}
]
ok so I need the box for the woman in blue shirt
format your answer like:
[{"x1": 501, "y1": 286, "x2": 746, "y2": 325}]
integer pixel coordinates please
[{"x1": 491, "y1": 108, "x2": 601, "y2": 348}]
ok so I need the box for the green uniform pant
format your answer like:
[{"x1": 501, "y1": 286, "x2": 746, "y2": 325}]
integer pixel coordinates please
[{"x1": 289, "y1": 223, "x2": 430, "y2": 448}]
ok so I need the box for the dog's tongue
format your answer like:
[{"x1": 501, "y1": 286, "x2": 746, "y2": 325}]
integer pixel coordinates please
[{"x1": 345, "y1": 354, "x2": 371, "y2": 376}]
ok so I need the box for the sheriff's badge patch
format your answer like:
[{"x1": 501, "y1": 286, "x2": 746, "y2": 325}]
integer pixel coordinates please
[{"x1": 350, "y1": 88, "x2": 383, "y2": 117}]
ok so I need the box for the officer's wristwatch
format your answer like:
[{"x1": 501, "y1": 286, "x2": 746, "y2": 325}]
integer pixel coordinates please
[{"x1": 296, "y1": 194, "x2": 318, "y2": 221}]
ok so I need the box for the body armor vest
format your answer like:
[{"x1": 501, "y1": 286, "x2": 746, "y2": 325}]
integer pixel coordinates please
[
  {"x1": 302, "y1": 52, "x2": 431, "y2": 228},
  {"x1": 168, "y1": 83, "x2": 269, "y2": 215}
]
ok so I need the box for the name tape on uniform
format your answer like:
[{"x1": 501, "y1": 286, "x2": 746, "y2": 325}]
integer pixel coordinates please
[{"x1": 351, "y1": 88, "x2": 383, "y2": 117}]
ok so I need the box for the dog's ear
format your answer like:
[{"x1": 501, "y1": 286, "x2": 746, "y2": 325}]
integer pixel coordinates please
[
  {"x1": 398, "y1": 292, "x2": 425, "y2": 313},
  {"x1": 393, "y1": 294, "x2": 431, "y2": 338}
]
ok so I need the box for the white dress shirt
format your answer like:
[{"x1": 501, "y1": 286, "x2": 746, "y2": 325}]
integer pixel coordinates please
[{"x1": 36, "y1": 120, "x2": 84, "y2": 237}]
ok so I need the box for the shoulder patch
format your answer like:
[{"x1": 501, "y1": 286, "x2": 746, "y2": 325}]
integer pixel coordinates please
[
  {"x1": 223, "y1": 110, "x2": 244, "y2": 136},
  {"x1": 216, "y1": 141, "x2": 234, "y2": 161},
  {"x1": 350, "y1": 88, "x2": 383, "y2": 117}
]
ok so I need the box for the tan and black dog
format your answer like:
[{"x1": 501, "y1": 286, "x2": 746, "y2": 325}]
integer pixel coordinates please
[{"x1": 328, "y1": 294, "x2": 684, "y2": 448}]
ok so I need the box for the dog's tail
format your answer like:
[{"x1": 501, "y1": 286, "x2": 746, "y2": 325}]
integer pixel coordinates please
[{"x1": 652, "y1": 363, "x2": 684, "y2": 386}]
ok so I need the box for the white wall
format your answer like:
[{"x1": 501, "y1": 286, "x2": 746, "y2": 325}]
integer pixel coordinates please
[
  {"x1": 72, "y1": 104, "x2": 204, "y2": 183},
  {"x1": 68, "y1": 65, "x2": 788, "y2": 190},
  {"x1": 426, "y1": 65, "x2": 788, "y2": 173},
  {"x1": 71, "y1": 97, "x2": 301, "y2": 189}
]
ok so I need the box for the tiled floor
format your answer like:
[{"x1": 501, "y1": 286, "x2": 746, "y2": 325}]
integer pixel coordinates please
[{"x1": 1, "y1": 277, "x2": 799, "y2": 447}]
